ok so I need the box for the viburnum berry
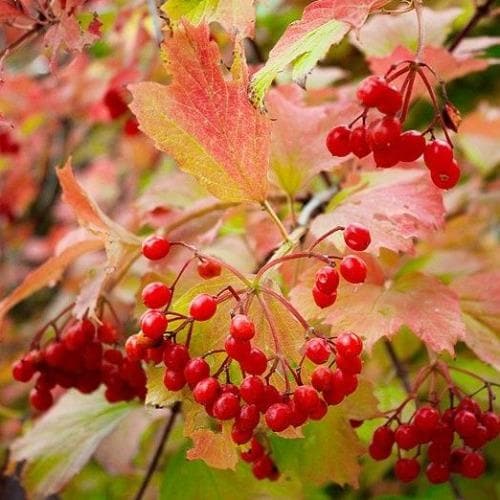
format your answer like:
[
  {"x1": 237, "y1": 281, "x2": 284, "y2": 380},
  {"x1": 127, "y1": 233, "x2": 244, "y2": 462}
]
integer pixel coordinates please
[
  {"x1": 396, "y1": 130, "x2": 425, "y2": 162},
  {"x1": 183, "y1": 357, "x2": 210, "y2": 388},
  {"x1": 289, "y1": 400, "x2": 308, "y2": 427},
  {"x1": 142, "y1": 235, "x2": 170, "y2": 260},
  {"x1": 453, "y1": 409, "x2": 478, "y2": 437},
  {"x1": 125, "y1": 335, "x2": 145, "y2": 362},
  {"x1": 104, "y1": 348, "x2": 123, "y2": 365},
  {"x1": 481, "y1": 411, "x2": 500, "y2": 440},
  {"x1": 240, "y1": 375, "x2": 265, "y2": 404},
  {"x1": 293, "y1": 385, "x2": 321, "y2": 414},
  {"x1": 427, "y1": 442, "x2": 451, "y2": 464},
  {"x1": 309, "y1": 399, "x2": 328, "y2": 420},
  {"x1": 335, "y1": 332, "x2": 363, "y2": 358},
  {"x1": 463, "y1": 424, "x2": 488, "y2": 449},
  {"x1": 349, "y1": 126, "x2": 371, "y2": 158},
  {"x1": 141, "y1": 282, "x2": 172, "y2": 309},
  {"x1": 212, "y1": 392, "x2": 241, "y2": 420},
  {"x1": 44, "y1": 342, "x2": 67, "y2": 367},
  {"x1": 224, "y1": 336, "x2": 251, "y2": 361},
  {"x1": 305, "y1": 338, "x2": 331, "y2": 364},
  {"x1": 163, "y1": 344, "x2": 190, "y2": 371},
  {"x1": 197, "y1": 259, "x2": 221, "y2": 279},
  {"x1": 193, "y1": 377, "x2": 220, "y2": 406},
  {"x1": 423, "y1": 139, "x2": 453, "y2": 170},
  {"x1": 241, "y1": 437, "x2": 265, "y2": 462},
  {"x1": 368, "y1": 116, "x2": 401, "y2": 149},
  {"x1": 461, "y1": 451, "x2": 486, "y2": 478},
  {"x1": 395, "y1": 458, "x2": 420, "y2": 483},
  {"x1": 414, "y1": 406, "x2": 440, "y2": 432},
  {"x1": 123, "y1": 116, "x2": 140, "y2": 136},
  {"x1": 356, "y1": 76, "x2": 386, "y2": 108},
  {"x1": 240, "y1": 347, "x2": 267, "y2": 375},
  {"x1": 373, "y1": 144, "x2": 400, "y2": 168},
  {"x1": 426, "y1": 462, "x2": 450, "y2": 484},
  {"x1": 326, "y1": 126, "x2": 351, "y2": 157},
  {"x1": 97, "y1": 322, "x2": 119, "y2": 344},
  {"x1": 369, "y1": 443, "x2": 392, "y2": 461},
  {"x1": 336, "y1": 354, "x2": 362, "y2": 375},
  {"x1": 29, "y1": 387, "x2": 53, "y2": 411},
  {"x1": 140, "y1": 310, "x2": 167, "y2": 340},
  {"x1": 395, "y1": 423, "x2": 418, "y2": 450},
  {"x1": 340, "y1": 256, "x2": 367, "y2": 283},
  {"x1": 236, "y1": 404, "x2": 260, "y2": 431},
  {"x1": 372, "y1": 425, "x2": 395, "y2": 449},
  {"x1": 163, "y1": 369, "x2": 186, "y2": 391},
  {"x1": 457, "y1": 397, "x2": 482, "y2": 417},
  {"x1": 315, "y1": 266, "x2": 339, "y2": 294},
  {"x1": 430, "y1": 158, "x2": 460, "y2": 189},
  {"x1": 450, "y1": 448, "x2": 467, "y2": 473},
  {"x1": 230, "y1": 314, "x2": 255, "y2": 340},
  {"x1": 336, "y1": 368, "x2": 358, "y2": 395},
  {"x1": 103, "y1": 88, "x2": 128, "y2": 118},
  {"x1": 312, "y1": 286, "x2": 337, "y2": 308},
  {"x1": 311, "y1": 366, "x2": 334, "y2": 392},
  {"x1": 265, "y1": 403, "x2": 292, "y2": 432},
  {"x1": 343, "y1": 224, "x2": 371, "y2": 251},
  {"x1": 12, "y1": 358, "x2": 36, "y2": 382},
  {"x1": 231, "y1": 424, "x2": 253, "y2": 445},
  {"x1": 63, "y1": 319, "x2": 95, "y2": 350},
  {"x1": 257, "y1": 384, "x2": 281, "y2": 413},
  {"x1": 252, "y1": 455, "x2": 275, "y2": 480},
  {"x1": 376, "y1": 84, "x2": 403, "y2": 115},
  {"x1": 189, "y1": 294, "x2": 217, "y2": 321}
]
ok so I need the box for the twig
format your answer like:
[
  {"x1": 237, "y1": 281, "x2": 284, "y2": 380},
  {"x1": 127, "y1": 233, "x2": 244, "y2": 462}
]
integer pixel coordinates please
[
  {"x1": 134, "y1": 401, "x2": 181, "y2": 500},
  {"x1": 0, "y1": 24, "x2": 44, "y2": 62},
  {"x1": 263, "y1": 200, "x2": 291, "y2": 242},
  {"x1": 413, "y1": 0, "x2": 425, "y2": 61},
  {"x1": 383, "y1": 340, "x2": 411, "y2": 393}
]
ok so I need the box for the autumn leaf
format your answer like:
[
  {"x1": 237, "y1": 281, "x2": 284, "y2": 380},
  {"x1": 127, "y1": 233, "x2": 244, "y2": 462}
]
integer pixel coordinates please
[
  {"x1": 311, "y1": 169, "x2": 445, "y2": 255},
  {"x1": 0, "y1": 1, "x2": 29, "y2": 21},
  {"x1": 250, "y1": 0, "x2": 389, "y2": 106},
  {"x1": 162, "y1": 0, "x2": 256, "y2": 38},
  {"x1": 451, "y1": 271, "x2": 500, "y2": 371},
  {"x1": 130, "y1": 22, "x2": 271, "y2": 203}
]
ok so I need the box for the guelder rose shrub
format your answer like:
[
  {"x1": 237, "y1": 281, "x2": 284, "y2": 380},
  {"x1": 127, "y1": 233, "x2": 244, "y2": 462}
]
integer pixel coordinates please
[{"x1": 0, "y1": 0, "x2": 498, "y2": 499}]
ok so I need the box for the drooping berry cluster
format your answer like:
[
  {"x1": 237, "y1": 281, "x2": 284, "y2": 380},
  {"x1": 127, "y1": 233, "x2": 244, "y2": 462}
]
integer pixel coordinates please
[
  {"x1": 11, "y1": 318, "x2": 147, "y2": 411},
  {"x1": 240, "y1": 437, "x2": 279, "y2": 481},
  {"x1": 326, "y1": 68, "x2": 461, "y2": 190},
  {"x1": 367, "y1": 363, "x2": 499, "y2": 485}
]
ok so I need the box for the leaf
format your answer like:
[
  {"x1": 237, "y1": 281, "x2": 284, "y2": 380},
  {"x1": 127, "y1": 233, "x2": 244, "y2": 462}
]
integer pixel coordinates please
[
  {"x1": 451, "y1": 271, "x2": 500, "y2": 370},
  {"x1": 0, "y1": 237, "x2": 103, "y2": 331},
  {"x1": 324, "y1": 272, "x2": 466, "y2": 355},
  {"x1": 146, "y1": 365, "x2": 184, "y2": 407},
  {"x1": 10, "y1": 390, "x2": 132, "y2": 497},
  {"x1": 311, "y1": 169, "x2": 445, "y2": 255},
  {"x1": 162, "y1": 0, "x2": 256, "y2": 38},
  {"x1": 250, "y1": 0, "x2": 389, "y2": 106},
  {"x1": 0, "y1": 1, "x2": 29, "y2": 21},
  {"x1": 130, "y1": 22, "x2": 271, "y2": 203},
  {"x1": 267, "y1": 85, "x2": 359, "y2": 194}
]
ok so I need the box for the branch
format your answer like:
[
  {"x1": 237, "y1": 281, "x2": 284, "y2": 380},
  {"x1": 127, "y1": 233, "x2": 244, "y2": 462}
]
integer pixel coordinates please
[
  {"x1": 0, "y1": 24, "x2": 44, "y2": 62},
  {"x1": 383, "y1": 339, "x2": 411, "y2": 392},
  {"x1": 134, "y1": 402, "x2": 181, "y2": 500}
]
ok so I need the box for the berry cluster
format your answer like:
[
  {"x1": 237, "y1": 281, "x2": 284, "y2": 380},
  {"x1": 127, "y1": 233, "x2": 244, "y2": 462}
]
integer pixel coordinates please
[
  {"x1": 326, "y1": 70, "x2": 461, "y2": 190},
  {"x1": 241, "y1": 437, "x2": 279, "y2": 481},
  {"x1": 367, "y1": 363, "x2": 499, "y2": 485},
  {"x1": 11, "y1": 318, "x2": 147, "y2": 411},
  {"x1": 312, "y1": 224, "x2": 370, "y2": 308}
]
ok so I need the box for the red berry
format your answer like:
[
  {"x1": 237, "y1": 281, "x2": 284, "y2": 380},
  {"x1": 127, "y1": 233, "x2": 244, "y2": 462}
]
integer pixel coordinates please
[
  {"x1": 368, "y1": 116, "x2": 401, "y2": 149},
  {"x1": 29, "y1": 387, "x2": 53, "y2": 411},
  {"x1": 349, "y1": 126, "x2": 371, "y2": 158},
  {"x1": 481, "y1": 411, "x2": 500, "y2": 440},
  {"x1": 141, "y1": 282, "x2": 172, "y2": 309},
  {"x1": 44, "y1": 342, "x2": 67, "y2": 367},
  {"x1": 369, "y1": 443, "x2": 391, "y2": 460},
  {"x1": 236, "y1": 404, "x2": 260, "y2": 431},
  {"x1": 184, "y1": 357, "x2": 210, "y2": 388},
  {"x1": 289, "y1": 400, "x2": 308, "y2": 427},
  {"x1": 189, "y1": 294, "x2": 217, "y2": 321},
  {"x1": 457, "y1": 397, "x2": 481, "y2": 417},
  {"x1": 163, "y1": 369, "x2": 186, "y2": 391},
  {"x1": 430, "y1": 158, "x2": 460, "y2": 190},
  {"x1": 453, "y1": 409, "x2": 478, "y2": 437},
  {"x1": 373, "y1": 144, "x2": 400, "y2": 168},
  {"x1": 212, "y1": 392, "x2": 240, "y2": 420},
  {"x1": 463, "y1": 424, "x2": 488, "y2": 449},
  {"x1": 12, "y1": 358, "x2": 36, "y2": 382},
  {"x1": 252, "y1": 455, "x2": 274, "y2": 480},
  {"x1": 265, "y1": 403, "x2": 292, "y2": 432},
  {"x1": 305, "y1": 338, "x2": 331, "y2": 364},
  {"x1": 103, "y1": 88, "x2": 128, "y2": 118},
  {"x1": 414, "y1": 406, "x2": 440, "y2": 432},
  {"x1": 230, "y1": 314, "x2": 255, "y2": 340},
  {"x1": 343, "y1": 224, "x2": 371, "y2": 251},
  {"x1": 340, "y1": 256, "x2": 367, "y2": 283},
  {"x1": 461, "y1": 451, "x2": 486, "y2": 478},
  {"x1": 257, "y1": 384, "x2": 281, "y2": 412},
  {"x1": 356, "y1": 76, "x2": 387, "y2": 108},
  {"x1": 395, "y1": 458, "x2": 420, "y2": 482},
  {"x1": 125, "y1": 335, "x2": 146, "y2": 361},
  {"x1": 336, "y1": 354, "x2": 362, "y2": 375},
  {"x1": 395, "y1": 424, "x2": 418, "y2": 450},
  {"x1": 82, "y1": 341, "x2": 103, "y2": 370},
  {"x1": 431, "y1": 421, "x2": 454, "y2": 447},
  {"x1": 197, "y1": 259, "x2": 221, "y2": 279},
  {"x1": 224, "y1": 336, "x2": 251, "y2": 362},
  {"x1": 312, "y1": 285, "x2": 337, "y2": 308},
  {"x1": 239, "y1": 376, "x2": 264, "y2": 405},
  {"x1": 396, "y1": 131, "x2": 425, "y2": 162},
  {"x1": 326, "y1": 126, "x2": 351, "y2": 157},
  {"x1": 350, "y1": 419, "x2": 363, "y2": 428},
  {"x1": 428, "y1": 442, "x2": 451, "y2": 464},
  {"x1": 142, "y1": 235, "x2": 170, "y2": 260},
  {"x1": 240, "y1": 347, "x2": 267, "y2": 375},
  {"x1": 372, "y1": 425, "x2": 395, "y2": 449},
  {"x1": 104, "y1": 348, "x2": 123, "y2": 365},
  {"x1": 123, "y1": 116, "x2": 140, "y2": 136},
  {"x1": 309, "y1": 398, "x2": 328, "y2": 420},
  {"x1": 315, "y1": 266, "x2": 340, "y2": 295},
  {"x1": 193, "y1": 377, "x2": 220, "y2": 406},
  {"x1": 231, "y1": 424, "x2": 253, "y2": 445},
  {"x1": 293, "y1": 385, "x2": 321, "y2": 414},
  {"x1": 450, "y1": 448, "x2": 467, "y2": 473},
  {"x1": 163, "y1": 344, "x2": 190, "y2": 371},
  {"x1": 426, "y1": 462, "x2": 450, "y2": 484},
  {"x1": 311, "y1": 366, "x2": 334, "y2": 392},
  {"x1": 63, "y1": 319, "x2": 95, "y2": 350},
  {"x1": 423, "y1": 139, "x2": 453, "y2": 170},
  {"x1": 376, "y1": 85, "x2": 402, "y2": 115},
  {"x1": 140, "y1": 310, "x2": 167, "y2": 340},
  {"x1": 335, "y1": 332, "x2": 363, "y2": 358},
  {"x1": 97, "y1": 322, "x2": 119, "y2": 344},
  {"x1": 241, "y1": 437, "x2": 264, "y2": 462}
]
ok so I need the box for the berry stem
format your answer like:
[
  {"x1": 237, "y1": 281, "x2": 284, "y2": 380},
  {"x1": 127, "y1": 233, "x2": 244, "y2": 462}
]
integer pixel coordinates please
[
  {"x1": 383, "y1": 340, "x2": 411, "y2": 393},
  {"x1": 263, "y1": 200, "x2": 291, "y2": 243},
  {"x1": 308, "y1": 225, "x2": 345, "y2": 251},
  {"x1": 399, "y1": 69, "x2": 416, "y2": 123},
  {"x1": 414, "y1": 0, "x2": 425, "y2": 61}
]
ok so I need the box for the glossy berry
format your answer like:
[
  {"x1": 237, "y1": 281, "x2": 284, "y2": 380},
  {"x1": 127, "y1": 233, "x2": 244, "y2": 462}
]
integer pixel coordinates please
[
  {"x1": 344, "y1": 224, "x2": 371, "y2": 251},
  {"x1": 184, "y1": 357, "x2": 210, "y2": 388},
  {"x1": 311, "y1": 366, "x2": 334, "y2": 392},
  {"x1": 395, "y1": 458, "x2": 420, "y2": 483},
  {"x1": 63, "y1": 319, "x2": 95, "y2": 351},
  {"x1": 252, "y1": 455, "x2": 275, "y2": 480},
  {"x1": 97, "y1": 322, "x2": 119, "y2": 344},
  {"x1": 142, "y1": 235, "x2": 170, "y2": 260},
  {"x1": 454, "y1": 409, "x2": 478, "y2": 437},
  {"x1": 236, "y1": 404, "x2": 260, "y2": 431},
  {"x1": 463, "y1": 424, "x2": 488, "y2": 449},
  {"x1": 305, "y1": 338, "x2": 331, "y2": 364},
  {"x1": 140, "y1": 310, "x2": 167, "y2": 340},
  {"x1": 189, "y1": 294, "x2": 217, "y2": 321},
  {"x1": 356, "y1": 76, "x2": 387, "y2": 108},
  {"x1": 414, "y1": 406, "x2": 440, "y2": 432},
  {"x1": 340, "y1": 256, "x2": 367, "y2": 283},
  {"x1": 395, "y1": 424, "x2": 418, "y2": 450},
  {"x1": 289, "y1": 400, "x2": 308, "y2": 427},
  {"x1": 397, "y1": 130, "x2": 425, "y2": 162},
  {"x1": 427, "y1": 442, "x2": 451, "y2": 464},
  {"x1": 265, "y1": 403, "x2": 292, "y2": 432},
  {"x1": 376, "y1": 85, "x2": 402, "y2": 115},
  {"x1": 240, "y1": 347, "x2": 267, "y2": 375},
  {"x1": 309, "y1": 399, "x2": 328, "y2": 420},
  {"x1": 349, "y1": 126, "x2": 371, "y2": 158},
  {"x1": 103, "y1": 88, "x2": 128, "y2": 118},
  {"x1": 193, "y1": 377, "x2": 220, "y2": 406},
  {"x1": 372, "y1": 425, "x2": 395, "y2": 449},
  {"x1": 423, "y1": 139, "x2": 453, "y2": 170},
  {"x1": 29, "y1": 387, "x2": 53, "y2": 411},
  {"x1": 426, "y1": 462, "x2": 450, "y2": 484},
  {"x1": 369, "y1": 443, "x2": 392, "y2": 461},
  {"x1": 457, "y1": 397, "x2": 481, "y2": 417},
  {"x1": 336, "y1": 354, "x2": 362, "y2": 375},
  {"x1": 315, "y1": 266, "x2": 340, "y2": 294},
  {"x1": 163, "y1": 369, "x2": 186, "y2": 391},
  {"x1": 230, "y1": 314, "x2": 255, "y2": 340},
  {"x1": 481, "y1": 411, "x2": 500, "y2": 440},
  {"x1": 293, "y1": 385, "x2": 321, "y2": 414},
  {"x1": 163, "y1": 344, "x2": 190, "y2": 371},
  {"x1": 368, "y1": 116, "x2": 401, "y2": 149},
  {"x1": 231, "y1": 425, "x2": 253, "y2": 445},
  {"x1": 257, "y1": 385, "x2": 281, "y2": 413},
  {"x1": 212, "y1": 392, "x2": 241, "y2": 420},
  {"x1": 373, "y1": 144, "x2": 400, "y2": 168},
  {"x1": 224, "y1": 336, "x2": 251, "y2": 362},
  {"x1": 12, "y1": 359, "x2": 36, "y2": 382},
  {"x1": 326, "y1": 126, "x2": 351, "y2": 157},
  {"x1": 450, "y1": 448, "x2": 467, "y2": 473},
  {"x1": 430, "y1": 158, "x2": 460, "y2": 189},
  {"x1": 312, "y1": 286, "x2": 337, "y2": 308},
  {"x1": 240, "y1": 376, "x2": 265, "y2": 404},
  {"x1": 335, "y1": 332, "x2": 363, "y2": 358},
  {"x1": 461, "y1": 451, "x2": 486, "y2": 478},
  {"x1": 241, "y1": 437, "x2": 264, "y2": 462},
  {"x1": 125, "y1": 335, "x2": 145, "y2": 361},
  {"x1": 141, "y1": 282, "x2": 172, "y2": 309},
  {"x1": 197, "y1": 259, "x2": 221, "y2": 279}
]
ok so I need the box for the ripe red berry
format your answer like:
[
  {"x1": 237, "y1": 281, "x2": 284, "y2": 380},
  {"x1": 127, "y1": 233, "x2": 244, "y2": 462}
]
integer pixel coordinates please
[
  {"x1": 212, "y1": 392, "x2": 241, "y2": 420},
  {"x1": 63, "y1": 319, "x2": 95, "y2": 351},
  {"x1": 240, "y1": 347, "x2": 267, "y2": 375},
  {"x1": 104, "y1": 348, "x2": 123, "y2": 365},
  {"x1": 311, "y1": 366, "x2": 334, "y2": 392},
  {"x1": 189, "y1": 294, "x2": 217, "y2": 321},
  {"x1": 224, "y1": 336, "x2": 251, "y2": 362},
  {"x1": 343, "y1": 224, "x2": 371, "y2": 251},
  {"x1": 481, "y1": 411, "x2": 500, "y2": 440},
  {"x1": 240, "y1": 376, "x2": 265, "y2": 404},
  {"x1": 373, "y1": 144, "x2": 400, "y2": 168},
  {"x1": 426, "y1": 462, "x2": 450, "y2": 484},
  {"x1": 457, "y1": 397, "x2": 481, "y2": 417},
  {"x1": 335, "y1": 332, "x2": 363, "y2": 358},
  {"x1": 265, "y1": 403, "x2": 292, "y2": 432},
  {"x1": 430, "y1": 158, "x2": 460, "y2": 190},
  {"x1": 236, "y1": 404, "x2": 260, "y2": 431},
  {"x1": 289, "y1": 400, "x2": 308, "y2": 427},
  {"x1": 427, "y1": 442, "x2": 451, "y2": 464},
  {"x1": 293, "y1": 385, "x2": 321, "y2": 414},
  {"x1": 395, "y1": 424, "x2": 418, "y2": 450},
  {"x1": 414, "y1": 406, "x2": 440, "y2": 432},
  {"x1": 461, "y1": 451, "x2": 486, "y2": 478},
  {"x1": 125, "y1": 335, "x2": 146, "y2": 361},
  {"x1": 44, "y1": 342, "x2": 67, "y2": 367},
  {"x1": 12, "y1": 358, "x2": 36, "y2": 382},
  {"x1": 193, "y1": 377, "x2": 220, "y2": 406},
  {"x1": 315, "y1": 266, "x2": 340, "y2": 294},
  {"x1": 376, "y1": 85, "x2": 402, "y2": 115},
  {"x1": 309, "y1": 398, "x2": 328, "y2": 420},
  {"x1": 336, "y1": 354, "x2": 362, "y2": 375},
  {"x1": 450, "y1": 448, "x2": 467, "y2": 473},
  {"x1": 163, "y1": 344, "x2": 190, "y2": 371},
  {"x1": 326, "y1": 126, "x2": 351, "y2": 157},
  {"x1": 368, "y1": 116, "x2": 401, "y2": 149},
  {"x1": 356, "y1": 76, "x2": 386, "y2": 108},
  {"x1": 97, "y1": 322, "x2": 119, "y2": 344},
  {"x1": 340, "y1": 256, "x2": 367, "y2": 283},
  {"x1": 163, "y1": 369, "x2": 186, "y2": 391},
  {"x1": 463, "y1": 424, "x2": 488, "y2": 449},
  {"x1": 231, "y1": 424, "x2": 253, "y2": 445},
  {"x1": 141, "y1": 282, "x2": 172, "y2": 309},
  {"x1": 184, "y1": 357, "x2": 210, "y2": 388},
  {"x1": 103, "y1": 88, "x2": 128, "y2": 118},
  {"x1": 230, "y1": 314, "x2": 255, "y2": 340},
  {"x1": 142, "y1": 235, "x2": 170, "y2": 260},
  {"x1": 305, "y1": 338, "x2": 331, "y2": 364},
  {"x1": 252, "y1": 455, "x2": 275, "y2": 480},
  {"x1": 454, "y1": 409, "x2": 478, "y2": 437},
  {"x1": 123, "y1": 116, "x2": 140, "y2": 136},
  {"x1": 372, "y1": 425, "x2": 395, "y2": 449},
  {"x1": 369, "y1": 443, "x2": 392, "y2": 461},
  {"x1": 312, "y1": 286, "x2": 337, "y2": 308},
  {"x1": 396, "y1": 130, "x2": 425, "y2": 162},
  {"x1": 29, "y1": 387, "x2": 53, "y2": 411},
  {"x1": 197, "y1": 259, "x2": 222, "y2": 279},
  {"x1": 140, "y1": 310, "x2": 167, "y2": 340},
  {"x1": 423, "y1": 139, "x2": 453, "y2": 170},
  {"x1": 257, "y1": 384, "x2": 282, "y2": 413},
  {"x1": 349, "y1": 126, "x2": 371, "y2": 158},
  {"x1": 395, "y1": 458, "x2": 420, "y2": 482},
  {"x1": 241, "y1": 437, "x2": 264, "y2": 462}
]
